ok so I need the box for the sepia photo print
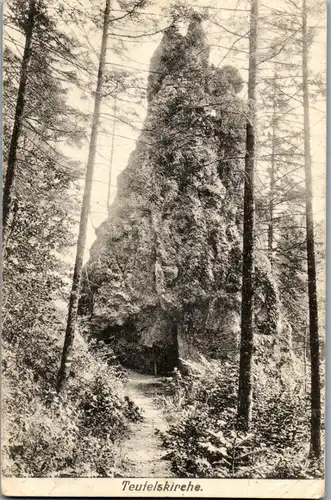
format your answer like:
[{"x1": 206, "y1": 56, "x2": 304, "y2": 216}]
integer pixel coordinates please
[{"x1": 1, "y1": 0, "x2": 326, "y2": 496}]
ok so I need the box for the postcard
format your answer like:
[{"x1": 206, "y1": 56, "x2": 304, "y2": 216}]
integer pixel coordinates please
[{"x1": 1, "y1": 0, "x2": 326, "y2": 497}]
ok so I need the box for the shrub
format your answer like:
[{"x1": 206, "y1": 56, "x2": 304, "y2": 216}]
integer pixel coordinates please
[
  {"x1": 2, "y1": 317, "x2": 142, "y2": 478},
  {"x1": 158, "y1": 357, "x2": 323, "y2": 479}
]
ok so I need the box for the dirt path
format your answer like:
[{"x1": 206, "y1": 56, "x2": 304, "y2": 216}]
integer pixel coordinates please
[{"x1": 115, "y1": 370, "x2": 173, "y2": 478}]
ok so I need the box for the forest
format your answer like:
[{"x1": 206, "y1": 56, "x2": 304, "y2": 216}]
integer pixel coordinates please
[{"x1": 2, "y1": 0, "x2": 326, "y2": 480}]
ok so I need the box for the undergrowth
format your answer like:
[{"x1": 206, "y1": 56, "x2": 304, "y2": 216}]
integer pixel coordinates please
[
  {"x1": 2, "y1": 314, "x2": 142, "y2": 478},
  {"x1": 157, "y1": 356, "x2": 324, "y2": 479}
]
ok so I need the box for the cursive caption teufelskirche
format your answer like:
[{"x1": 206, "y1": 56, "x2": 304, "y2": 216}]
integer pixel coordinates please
[{"x1": 122, "y1": 480, "x2": 203, "y2": 493}]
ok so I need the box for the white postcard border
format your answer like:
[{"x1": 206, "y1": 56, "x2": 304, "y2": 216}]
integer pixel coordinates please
[{"x1": 1, "y1": 478, "x2": 325, "y2": 498}]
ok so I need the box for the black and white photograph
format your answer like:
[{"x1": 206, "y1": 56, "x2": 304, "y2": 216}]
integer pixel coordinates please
[{"x1": 1, "y1": 0, "x2": 326, "y2": 496}]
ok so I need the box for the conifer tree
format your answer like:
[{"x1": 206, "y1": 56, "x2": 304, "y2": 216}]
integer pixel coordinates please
[
  {"x1": 237, "y1": 0, "x2": 258, "y2": 431},
  {"x1": 301, "y1": 0, "x2": 321, "y2": 459},
  {"x1": 257, "y1": 0, "x2": 324, "y2": 457},
  {"x1": 3, "y1": 0, "x2": 36, "y2": 236},
  {"x1": 2, "y1": 0, "x2": 84, "y2": 348},
  {"x1": 57, "y1": 0, "x2": 112, "y2": 393}
]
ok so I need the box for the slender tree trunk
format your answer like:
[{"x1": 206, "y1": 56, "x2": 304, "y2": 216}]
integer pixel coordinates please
[
  {"x1": 268, "y1": 71, "x2": 277, "y2": 263},
  {"x1": 237, "y1": 0, "x2": 258, "y2": 432},
  {"x1": 2, "y1": 0, "x2": 36, "y2": 238},
  {"x1": 301, "y1": 0, "x2": 321, "y2": 459},
  {"x1": 303, "y1": 319, "x2": 308, "y2": 394},
  {"x1": 57, "y1": 0, "x2": 112, "y2": 393},
  {"x1": 107, "y1": 97, "x2": 117, "y2": 212}
]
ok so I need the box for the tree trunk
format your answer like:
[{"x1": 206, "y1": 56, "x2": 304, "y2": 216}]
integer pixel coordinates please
[
  {"x1": 237, "y1": 0, "x2": 258, "y2": 432},
  {"x1": 267, "y1": 70, "x2": 277, "y2": 263},
  {"x1": 2, "y1": 0, "x2": 36, "y2": 238},
  {"x1": 301, "y1": 0, "x2": 321, "y2": 459},
  {"x1": 57, "y1": 0, "x2": 112, "y2": 393},
  {"x1": 303, "y1": 320, "x2": 308, "y2": 395},
  {"x1": 107, "y1": 97, "x2": 117, "y2": 212}
]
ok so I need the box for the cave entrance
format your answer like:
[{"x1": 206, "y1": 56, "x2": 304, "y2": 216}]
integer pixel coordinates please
[{"x1": 152, "y1": 322, "x2": 179, "y2": 376}]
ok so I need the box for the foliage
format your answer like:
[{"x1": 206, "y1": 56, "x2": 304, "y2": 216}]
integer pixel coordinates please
[
  {"x1": 2, "y1": 0, "x2": 325, "y2": 482},
  {"x1": 3, "y1": 0, "x2": 85, "y2": 350},
  {"x1": 275, "y1": 217, "x2": 308, "y2": 349},
  {"x1": 158, "y1": 358, "x2": 323, "y2": 479},
  {"x1": 2, "y1": 0, "x2": 144, "y2": 478},
  {"x1": 2, "y1": 325, "x2": 143, "y2": 478},
  {"x1": 254, "y1": 264, "x2": 279, "y2": 335}
]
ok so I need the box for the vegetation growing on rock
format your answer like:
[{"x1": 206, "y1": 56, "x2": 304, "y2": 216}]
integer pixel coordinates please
[
  {"x1": 2, "y1": 0, "x2": 325, "y2": 484},
  {"x1": 81, "y1": 17, "x2": 281, "y2": 373}
]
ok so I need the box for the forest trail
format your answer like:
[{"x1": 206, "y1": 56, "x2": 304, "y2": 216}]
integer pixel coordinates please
[{"x1": 116, "y1": 370, "x2": 173, "y2": 478}]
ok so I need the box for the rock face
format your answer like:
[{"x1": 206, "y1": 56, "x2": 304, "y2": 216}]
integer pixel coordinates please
[{"x1": 81, "y1": 16, "x2": 280, "y2": 374}]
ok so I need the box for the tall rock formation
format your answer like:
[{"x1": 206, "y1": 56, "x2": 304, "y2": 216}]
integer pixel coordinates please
[{"x1": 80, "y1": 16, "x2": 280, "y2": 374}]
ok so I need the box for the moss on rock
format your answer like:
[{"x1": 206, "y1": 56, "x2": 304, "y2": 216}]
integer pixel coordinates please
[{"x1": 80, "y1": 15, "x2": 284, "y2": 372}]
